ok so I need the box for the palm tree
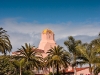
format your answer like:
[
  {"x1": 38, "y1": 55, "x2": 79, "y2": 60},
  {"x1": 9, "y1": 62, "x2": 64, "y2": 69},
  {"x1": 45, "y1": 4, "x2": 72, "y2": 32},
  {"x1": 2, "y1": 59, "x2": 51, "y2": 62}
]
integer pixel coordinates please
[
  {"x1": 19, "y1": 43, "x2": 43, "y2": 71},
  {"x1": 0, "y1": 27, "x2": 12, "y2": 55},
  {"x1": 76, "y1": 41, "x2": 100, "y2": 75},
  {"x1": 12, "y1": 58, "x2": 25, "y2": 75},
  {"x1": 64, "y1": 36, "x2": 81, "y2": 75},
  {"x1": 45, "y1": 45, "x2": 71, "y2": 75}
]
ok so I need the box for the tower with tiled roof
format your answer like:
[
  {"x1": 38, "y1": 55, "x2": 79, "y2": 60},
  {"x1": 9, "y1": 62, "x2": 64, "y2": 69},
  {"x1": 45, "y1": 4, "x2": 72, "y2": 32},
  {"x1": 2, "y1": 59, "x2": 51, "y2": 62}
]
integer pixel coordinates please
[{"x1": 38, "y1": 29, "x2": 57, "y2": 57}]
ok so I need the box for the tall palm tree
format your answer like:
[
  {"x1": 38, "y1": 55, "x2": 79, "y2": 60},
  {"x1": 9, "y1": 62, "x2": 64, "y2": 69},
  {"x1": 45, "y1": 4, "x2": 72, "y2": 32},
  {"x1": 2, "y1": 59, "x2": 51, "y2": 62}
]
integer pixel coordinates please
[
  {"x1": 64, "y1": 36, "x2": 81, "y2": 75},
  {"x1": 0, "y1": 27, "x2": 12, "y2": 55},
  {"x1": 19, "y1": 43, "x2": 43, "y2": 71},
  {"x1": 76, "y1": 41, "x2": 100, "y2": 75},
  {"x1": 12, "y1": 58, "x2": 25, "y2": 75},
  {"x1": 45, "y1": 45, "x2": 71, "y2": 75}
]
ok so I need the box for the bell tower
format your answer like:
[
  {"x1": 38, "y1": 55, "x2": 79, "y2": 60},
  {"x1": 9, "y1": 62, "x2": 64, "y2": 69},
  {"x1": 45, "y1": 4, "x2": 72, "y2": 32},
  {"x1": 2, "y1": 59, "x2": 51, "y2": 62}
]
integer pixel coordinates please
[{"x1": 38, "y1": 29, "x2": 57, "y2": 57}]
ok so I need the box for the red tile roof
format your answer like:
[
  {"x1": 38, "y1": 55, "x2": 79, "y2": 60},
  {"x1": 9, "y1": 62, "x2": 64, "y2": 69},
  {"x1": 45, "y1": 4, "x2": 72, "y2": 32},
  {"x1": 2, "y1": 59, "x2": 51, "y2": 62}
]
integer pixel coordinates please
[
  {"x1": 65, "y1": 67, "x2": 89, "y2": 73},
  {"x1": 12, "y1": 48, "x2": 44, "y2": 54}
]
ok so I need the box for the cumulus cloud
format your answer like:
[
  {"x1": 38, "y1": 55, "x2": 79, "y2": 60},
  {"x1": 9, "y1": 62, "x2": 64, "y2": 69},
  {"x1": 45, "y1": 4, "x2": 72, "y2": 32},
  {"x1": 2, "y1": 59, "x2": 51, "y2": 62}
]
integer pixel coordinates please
[{"x1": 0, "y1": 18, "x2": 100, "y2": 51}]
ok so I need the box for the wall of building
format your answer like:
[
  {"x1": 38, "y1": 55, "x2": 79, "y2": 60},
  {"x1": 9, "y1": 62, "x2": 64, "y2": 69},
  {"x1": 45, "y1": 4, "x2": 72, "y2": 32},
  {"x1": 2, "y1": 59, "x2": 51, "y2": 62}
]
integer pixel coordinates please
[
  {"x1": 77, "y1": 68, "x2": 90, "y2": 75},
  {"x1": 38, "y1": 29, "x2": 56, "y2": 58}
]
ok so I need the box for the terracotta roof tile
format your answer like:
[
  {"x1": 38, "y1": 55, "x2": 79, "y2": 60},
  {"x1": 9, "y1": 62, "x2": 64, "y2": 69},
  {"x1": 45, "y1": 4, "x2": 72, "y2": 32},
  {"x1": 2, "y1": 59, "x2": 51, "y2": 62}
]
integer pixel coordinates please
[
  {"x1": 65, "y1": 67, "x2": 89, "y2": 73},
  {"x1": 12, "y1": 48, "x2": 44, "y2": 54}
]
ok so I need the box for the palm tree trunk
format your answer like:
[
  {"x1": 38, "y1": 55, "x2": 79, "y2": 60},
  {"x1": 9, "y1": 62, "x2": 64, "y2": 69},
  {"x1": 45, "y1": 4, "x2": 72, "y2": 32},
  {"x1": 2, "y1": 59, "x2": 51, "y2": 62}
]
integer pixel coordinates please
[
  {"x1": 20, "y1": 64, "x2": 22, "y2": 75},
  {"x1": 74, "y1": 55, "x2": 77, "y2": 75},
  {"x1": 57, "y1": 63, "x2": 59, "y2": 75},
  {"x1": 52, "y1": 66, "x2": 54, "y2": 75},
  {"x1": 4, "y1": 50, "x2": 6, "y2": 56},
  {"x1": 89, "y1": 63, "x2": 93, "y2": 75},
  {"x1": 74, "y1": 66, "x2": 77, "y2": 75}
]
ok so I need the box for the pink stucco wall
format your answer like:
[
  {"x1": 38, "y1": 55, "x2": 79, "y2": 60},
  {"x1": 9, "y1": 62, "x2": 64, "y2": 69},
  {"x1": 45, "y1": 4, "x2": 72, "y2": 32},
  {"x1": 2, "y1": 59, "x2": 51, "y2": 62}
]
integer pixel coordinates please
[{"x1": 77, "y1": 69, "x2": 100, "y2": 75}]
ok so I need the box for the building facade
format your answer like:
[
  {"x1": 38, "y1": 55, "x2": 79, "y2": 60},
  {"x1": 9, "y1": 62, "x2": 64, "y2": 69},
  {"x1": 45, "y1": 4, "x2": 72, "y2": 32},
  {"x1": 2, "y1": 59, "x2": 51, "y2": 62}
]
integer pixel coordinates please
[
  {"x1": 12, "y1": 28, "x2": 57, "y2": 57},
  {"x1": 12, "y1": 29, "x2": 100, "y2": 75}
]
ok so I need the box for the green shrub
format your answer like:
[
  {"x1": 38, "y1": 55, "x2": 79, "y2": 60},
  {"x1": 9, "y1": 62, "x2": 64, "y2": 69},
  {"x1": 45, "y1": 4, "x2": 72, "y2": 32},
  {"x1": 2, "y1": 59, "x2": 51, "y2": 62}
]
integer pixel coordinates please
[
  {"x1": 48, "y1": 72, "x2": 61, "y2": 75},
  {"x1": 22, "y1": 70, "x2": 35, "y2": 75},
  {"x1": 49, "y1": 72, "x2": 53, "y2": 75}
]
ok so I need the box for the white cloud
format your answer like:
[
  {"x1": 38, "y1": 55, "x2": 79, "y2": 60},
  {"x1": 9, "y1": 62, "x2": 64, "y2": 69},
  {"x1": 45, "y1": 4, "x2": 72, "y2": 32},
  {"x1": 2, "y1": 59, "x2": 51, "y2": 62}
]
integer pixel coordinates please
[
  {"x1": 9, "y1": 32, "x2": 40, "y2": 51},
  {"x1": 0, "y1": 18, "x2": 100, "y2": 52}
]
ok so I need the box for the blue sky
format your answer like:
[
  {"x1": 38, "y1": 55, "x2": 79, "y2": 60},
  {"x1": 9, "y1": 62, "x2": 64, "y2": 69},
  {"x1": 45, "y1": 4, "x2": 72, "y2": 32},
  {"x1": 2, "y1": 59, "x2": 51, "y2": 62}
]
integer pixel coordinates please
[
  {"x1": 0, "y1": 0, "x2": 100, "y2": 23},
  {"x1": 0, "y1": 0, "x2": 100, "y2": 51}
]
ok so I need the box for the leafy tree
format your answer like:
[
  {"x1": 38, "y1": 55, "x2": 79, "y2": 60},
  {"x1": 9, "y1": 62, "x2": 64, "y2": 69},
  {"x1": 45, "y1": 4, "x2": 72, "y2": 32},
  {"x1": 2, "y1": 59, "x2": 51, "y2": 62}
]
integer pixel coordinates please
[
  {"x1": 64, "y1": 36, "x2": 81, "y2": 75},
  {"x1": 0, "y1": 56, "x2": 15, "y2": 75},
  {"x1": 94, "y1": 64, "x2": 100, "y2": 75},
  {"x1": 22, "y1": 70, "x2": 35, "y2": 75},
  {"x1": 76, "y1": 41, "x2": 100, "y2": 75},
  {"x1": 45, "y1": 45, "x2": 70, "y2": 75},
  {"x1": 92, "y1": 34, "x2": 100, "y2": 75},
  {"x1": 0, "y1": 27, "x2": 12, "y2": 55}
]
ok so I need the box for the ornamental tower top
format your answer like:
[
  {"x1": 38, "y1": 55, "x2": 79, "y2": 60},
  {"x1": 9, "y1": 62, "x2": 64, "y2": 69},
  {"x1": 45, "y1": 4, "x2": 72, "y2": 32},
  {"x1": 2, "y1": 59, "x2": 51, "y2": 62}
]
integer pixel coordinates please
[{"x1": 38, "y1": 28, "x2": 57, "y2": 57}]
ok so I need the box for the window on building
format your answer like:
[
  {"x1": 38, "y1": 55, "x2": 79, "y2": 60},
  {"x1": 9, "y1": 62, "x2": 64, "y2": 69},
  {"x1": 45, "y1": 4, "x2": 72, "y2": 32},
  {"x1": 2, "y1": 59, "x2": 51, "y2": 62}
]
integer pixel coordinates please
[{"x1": 49, "y1": 35, "x2": 50, "y2": 38}]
